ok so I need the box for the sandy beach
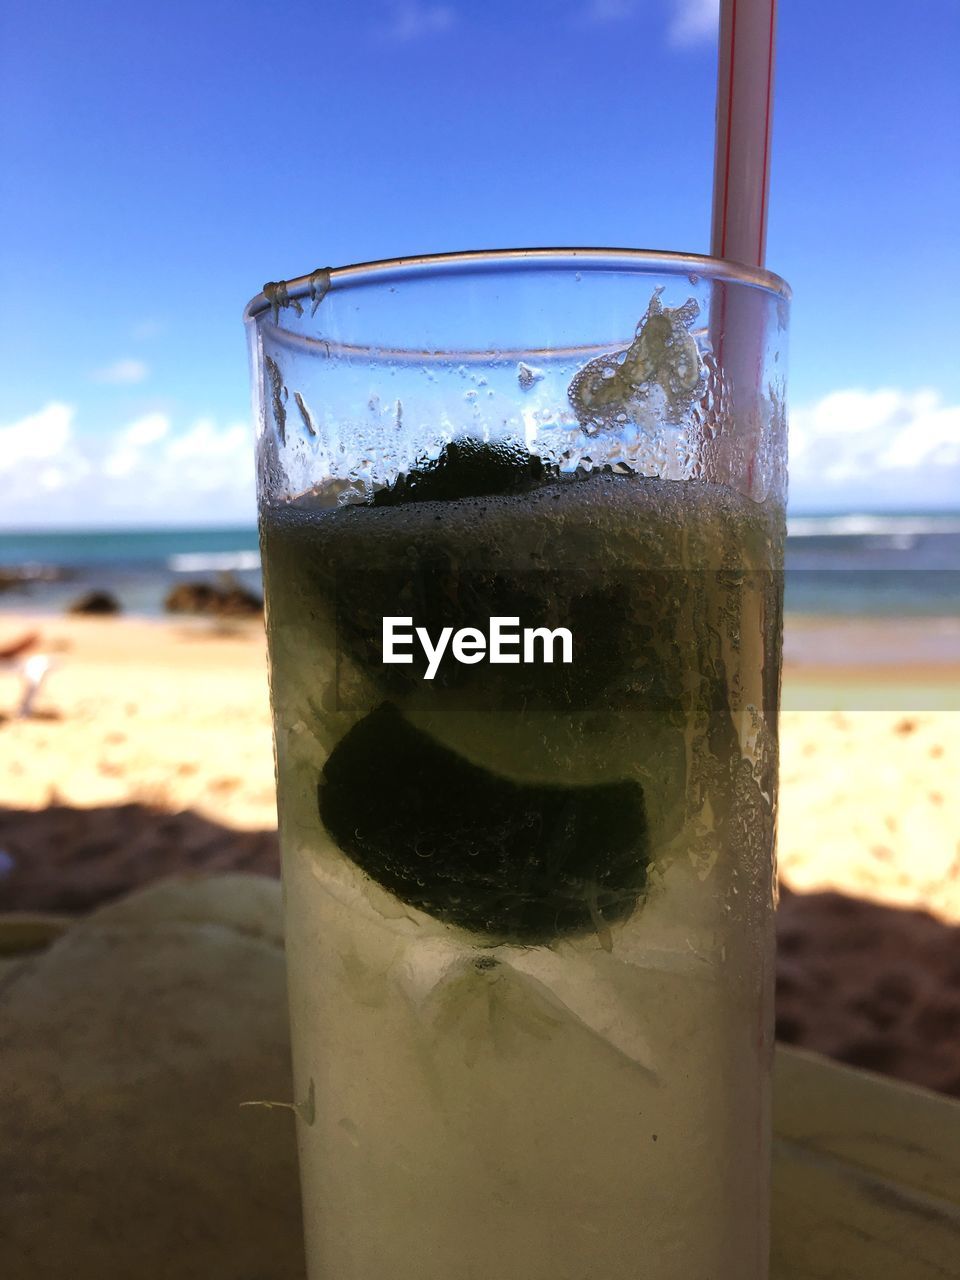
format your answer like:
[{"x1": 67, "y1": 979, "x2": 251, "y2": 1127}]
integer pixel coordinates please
[{"x1": 1, "y1": 612, "x2": 958, "y2": 1094}]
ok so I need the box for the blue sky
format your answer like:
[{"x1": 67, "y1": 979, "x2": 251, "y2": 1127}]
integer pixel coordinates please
[{"x1": 1, "y1": 0, "x2": 958, "y2": 525}]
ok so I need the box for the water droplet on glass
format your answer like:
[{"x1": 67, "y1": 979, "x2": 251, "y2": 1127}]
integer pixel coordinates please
[{"x1": 517, "y1": 361, "x2": 544, "y2": 391}]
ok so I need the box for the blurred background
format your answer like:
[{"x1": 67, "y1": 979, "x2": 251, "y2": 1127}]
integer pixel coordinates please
[{"x1": 1, "y1": 0, "x2": 958, "y2": 1094}]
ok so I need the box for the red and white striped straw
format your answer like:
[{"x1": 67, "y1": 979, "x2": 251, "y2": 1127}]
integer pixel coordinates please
[{"x1": 710, "y1": 0, "x2": 778, "y2": 268}]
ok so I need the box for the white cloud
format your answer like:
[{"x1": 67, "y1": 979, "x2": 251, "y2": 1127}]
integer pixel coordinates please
[
  {"x1": 668, "y1": 0, "x2": 719, "y2": 45},
  {"x1": 165, "y1": 420, "x2": 252, "y2": 494},
  {"x1": 876, "y1": 395, "x2": 960, "y2": 472},
  {"x1": 378, "y1": 2, "x2": 455, "y2": 41},
  {"x1": 0, "y1": 402, "x2": 75, "y2": 474},
  {"x1": 37, "y1": 467, "x2": 69, "y2": 492},
  {"x1": 0, "y1": 403, "x2": 92, "y2": 506},
  {"x1": 91, "y1": 357, "x2": 150, "y2": 385},
  {"x1": 124, "y1": 412, "x2": 170, "y2": 448},
  {"x1": 0, "y1": 404, "x2": 255, "y2": 527},
  {"x1": 789, "y1": 387, "x2": 960, "y2": 510},
  {"x1": 2, "y1": 387, "x2": 957, "y2": 526},
  {"x1": 102, "y1": 414, "x2": 172, "y2": 479}
]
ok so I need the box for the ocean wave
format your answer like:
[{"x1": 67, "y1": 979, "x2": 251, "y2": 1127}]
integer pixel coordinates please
[
  {"x1": 167, "y1": 551, "x2": 261, "y2": 573},
  {"x1": 788, "y1": 515, "x2": 960, "y2": 539}
]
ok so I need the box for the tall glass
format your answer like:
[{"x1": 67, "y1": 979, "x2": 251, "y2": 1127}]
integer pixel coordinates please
[{"x1": 244, "y1": 249, "x2": 789, "y2": 1280}]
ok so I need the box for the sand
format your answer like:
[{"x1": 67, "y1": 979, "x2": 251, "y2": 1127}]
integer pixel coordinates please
[
  {"x1": 0, "y1": 616, "x2": 276, "y2": 824},
  {"x1": 1, "y1": 612, "x2": 958, "y2": 1094}
]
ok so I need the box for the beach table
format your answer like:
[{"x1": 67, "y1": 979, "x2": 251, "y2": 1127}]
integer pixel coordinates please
[{"x1": 1, "y1": 877, "x2": 958, "y2": 1278}]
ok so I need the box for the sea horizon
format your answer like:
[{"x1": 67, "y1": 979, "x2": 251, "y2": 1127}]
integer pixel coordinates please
[
  {"x1": 1, "y1": 509, "x2": 959, "y2": 621},
  {"x1": 3, "y1": 504, "x2": 960, "y2": 538}
]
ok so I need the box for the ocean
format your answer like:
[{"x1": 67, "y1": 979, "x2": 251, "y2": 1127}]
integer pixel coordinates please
[
  {"x1": 0, "y1": 528, "x2": 263, "y2": 617},
  {"x1": 0, "y1": 513, "x2": 959, "y2": 619}
]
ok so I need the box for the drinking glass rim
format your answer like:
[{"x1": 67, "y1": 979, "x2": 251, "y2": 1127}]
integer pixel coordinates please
[{"x1": 243, "y1": 246, "x2": 790, "y2": 324}]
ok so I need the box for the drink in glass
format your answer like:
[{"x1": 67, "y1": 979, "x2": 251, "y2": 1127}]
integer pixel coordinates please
[{"x1": 245, "y1": 250, "x2": 788, "y2": 1279}]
